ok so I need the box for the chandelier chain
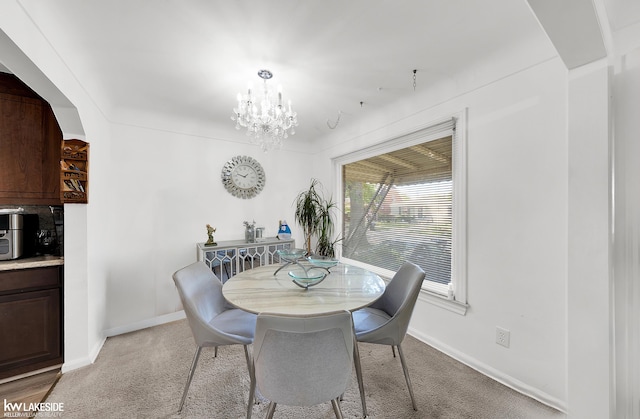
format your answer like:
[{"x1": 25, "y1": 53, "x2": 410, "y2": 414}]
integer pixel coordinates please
[{"x1": 327, "y1": 111, "x2": 342, "y2": 129}]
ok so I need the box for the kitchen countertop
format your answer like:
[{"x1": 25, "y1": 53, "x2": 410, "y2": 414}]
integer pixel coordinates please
[{"x1": 0, "y1": 255, "x2": 64, "y2": 271}]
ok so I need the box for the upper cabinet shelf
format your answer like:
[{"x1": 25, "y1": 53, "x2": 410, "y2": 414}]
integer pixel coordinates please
[{"x1": 60, "y1": 139, "x2": 89, "y2": 204}]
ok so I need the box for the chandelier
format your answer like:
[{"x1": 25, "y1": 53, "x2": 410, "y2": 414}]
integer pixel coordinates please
[{"x1": 231, "y1": 69, "x2": 298, "y2": 152}]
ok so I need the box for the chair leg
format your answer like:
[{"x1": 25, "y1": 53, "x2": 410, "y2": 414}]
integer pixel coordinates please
[
  {"x1": 397, "y1": 344, "x2": 418, "y2": 411},
  {"x1": 265, "y1": 402, "x2": 277, "y2": 419},
  {"x1": 243, "y1": 345, "x2": 251, "y2": 371},
  {"x1": 331, "y1": 398, "x2": 344, "y2": 419},
  {"x1": 391, "y1": 345, "x2": 396, "y2": 358},
  {"x1": 247, "y1": 363, "x2": 255, "y2": 419},
  {"x1": 214, "y1": 346, "x2": 218, "y2": 357},
  {"x1": 178, "y1": 346, "x2": 202, "y2": 414},
  {"x1": 243, "y1": 345, "x2": 260, "y2": 406},
  {"x1": 352, "y1": 337, "x2": 368, "y2": 417}
]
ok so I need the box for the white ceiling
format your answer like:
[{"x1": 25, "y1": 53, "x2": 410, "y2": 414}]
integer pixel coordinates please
[{"x1": 6, "y1": 0, "x2": 640, "y2": 146}]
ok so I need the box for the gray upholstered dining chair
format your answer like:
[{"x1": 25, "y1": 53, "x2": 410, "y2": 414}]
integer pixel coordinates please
[
  {"x1": 247, "y1": 311, "x2": 354, "y2": 419},
  {"x1": 351, "y1": 261, "x2": 426, "y2": 411},
  {"x1": 172, "y1": 261, "x2": 257, "y2": 414}
]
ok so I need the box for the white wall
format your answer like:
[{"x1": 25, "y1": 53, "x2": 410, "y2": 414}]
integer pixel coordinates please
[
  {"x1": 103, "y1": 123, "x2": 312, "y2": 332},
  {"x1": 612, "y1": 46, "x2": 640, "y2": 419},
  {"x1": 314, "y1": 58, "x2": 569, "y2": 409},
  {"x1": 566, "y1": 61, "x2": 612, "y2": 419}
]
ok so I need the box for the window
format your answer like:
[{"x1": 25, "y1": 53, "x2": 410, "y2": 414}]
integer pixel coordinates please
[{"x1": 334, "y1": 115, "x2": 467, "y2": 310}]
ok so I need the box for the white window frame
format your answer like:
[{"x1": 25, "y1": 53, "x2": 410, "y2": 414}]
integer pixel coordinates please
[{"x1": 332, "y1": 111, "x2": 468, "y2": 315}]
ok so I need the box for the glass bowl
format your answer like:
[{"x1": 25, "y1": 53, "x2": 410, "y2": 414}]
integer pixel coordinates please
[
  {"x1": 288, "y1": 267, "x2": 327, "y2": 288},
  {"x1": 307, "y1": 255, "x2": 339, "y2": 269},
  {"x1": 277, "y1": 248, "x2": 306, "y2": 262}
]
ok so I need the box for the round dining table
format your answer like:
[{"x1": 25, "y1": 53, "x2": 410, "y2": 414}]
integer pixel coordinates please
[
  {"x1": 222, "y1": 262, "x2": 386, "y2": 315},
  {"x1": 223, "y1": 262, "x2": 384, "y2": 417}
]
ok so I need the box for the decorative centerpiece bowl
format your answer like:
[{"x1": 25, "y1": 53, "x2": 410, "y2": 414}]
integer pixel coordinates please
[
  {"x1": 273, "y1": 248, "x2": 308, "y2": 276},
  {"x1": 277, "y1": 248, "x2": 306, "y2": 262},
  {"x1": 288, "y1": 267, "x2": 327, "y2": 289},
  {"x1": 307, "y1": 255, "x2": 339, "y2": 270}
]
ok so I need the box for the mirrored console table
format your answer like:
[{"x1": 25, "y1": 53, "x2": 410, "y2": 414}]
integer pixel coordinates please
[{"x1": 196, "y1": 237, "x2": 295, "y2": 282}]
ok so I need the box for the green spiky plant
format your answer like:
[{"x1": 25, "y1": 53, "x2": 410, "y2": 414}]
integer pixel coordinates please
[
  {"x1": 315, "y1": 198, "x2": 341, "y2": 258},
  {"x1": 294, "y1": 179, "x2": 339, "y2": 257},
  {"x1": 294, "y1": 179, "x2": 322, "y2": 255}
]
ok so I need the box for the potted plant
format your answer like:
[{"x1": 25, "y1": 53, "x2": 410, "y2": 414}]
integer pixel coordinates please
[
  {"x1": 315, "y1": 199, "x2": 340, "y2": 258},
  {"x1": 294, "y1": 179, "x2": 339, "y2": 257}
]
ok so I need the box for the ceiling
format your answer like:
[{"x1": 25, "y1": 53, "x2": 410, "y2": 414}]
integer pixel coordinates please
[
  {"x1": 5, "y1": 0, "x2": 639, "y2": 148},
  {"x1": 345, "y1": 136, "x2": 452, "y2": 186}
]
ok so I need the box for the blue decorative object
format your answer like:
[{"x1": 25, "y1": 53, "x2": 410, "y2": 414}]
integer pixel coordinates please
[{"x1": 277, "y1": 220, "x2": 291, "y2": 240}]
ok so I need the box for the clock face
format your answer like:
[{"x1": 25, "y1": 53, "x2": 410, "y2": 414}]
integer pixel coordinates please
[
  {"x1": 221, "y1": 156, "x2": 265, "y2": 199},
  {"x1": 231, "y1": 164, "x2": 258, "y2": 188}
]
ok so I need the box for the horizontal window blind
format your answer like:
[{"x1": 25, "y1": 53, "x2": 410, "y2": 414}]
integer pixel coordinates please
[{"x1": 342, "y1": 122, "x2": 454, "y2": 286}]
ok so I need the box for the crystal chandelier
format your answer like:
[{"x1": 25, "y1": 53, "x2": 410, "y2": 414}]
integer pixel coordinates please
[{"x1": 231, "y1": 69, "x2": 298, "y2": 152}]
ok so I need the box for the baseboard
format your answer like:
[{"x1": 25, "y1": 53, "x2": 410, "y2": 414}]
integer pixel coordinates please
[
  {"x1": 61, "y1": 355, "x2": 93, "y2": 373},
  {"x1": 103, "y1": 310, "x2": 186, "y2": 338},
  {"x1": 408, "y1": 327, "x2": 567, "y2": 414},
  {"x1": 89, "y1": 335, "x2": 107, "y2": 363}
]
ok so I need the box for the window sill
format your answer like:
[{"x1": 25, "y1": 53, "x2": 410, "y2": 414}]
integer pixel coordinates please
[
  {"x1": 342, "y1": 257, "x2": 468, "y2": 315},
  {"x1": 418, "y1": 289, "x2": 468, "y2": 315}
]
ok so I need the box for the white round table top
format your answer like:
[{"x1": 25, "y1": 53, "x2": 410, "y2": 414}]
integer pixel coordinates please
[{"x1": 222, "y1": 263, "x2": 385, "y2": 316}]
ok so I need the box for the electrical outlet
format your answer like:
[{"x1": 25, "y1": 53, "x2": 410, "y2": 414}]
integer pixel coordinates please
[{"x1": 496, "y1": 327, "x2": 510, "y2": 348}]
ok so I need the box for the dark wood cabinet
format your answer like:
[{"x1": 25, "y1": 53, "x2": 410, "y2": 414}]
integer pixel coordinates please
[
  {"x1": 0, "y1": 265, "x2": 63, "y2": 380},
  {"x1": 0, "y1": 73, "x2": 62, "y2": 205}
]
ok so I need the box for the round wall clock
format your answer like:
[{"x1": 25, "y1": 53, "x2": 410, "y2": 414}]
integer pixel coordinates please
[{"x1": 221, "y1": 155, "x2": 266, "y2": 199}]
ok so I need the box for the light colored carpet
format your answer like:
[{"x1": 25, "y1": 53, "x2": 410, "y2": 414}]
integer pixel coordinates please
[{"x1": 40, "y1": 319, "x2": 565, "y2": 418}]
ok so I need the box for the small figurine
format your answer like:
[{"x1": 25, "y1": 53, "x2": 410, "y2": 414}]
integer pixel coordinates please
[{"x1": 205, "y1": 224, "x2": 217, "y2": 246}]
